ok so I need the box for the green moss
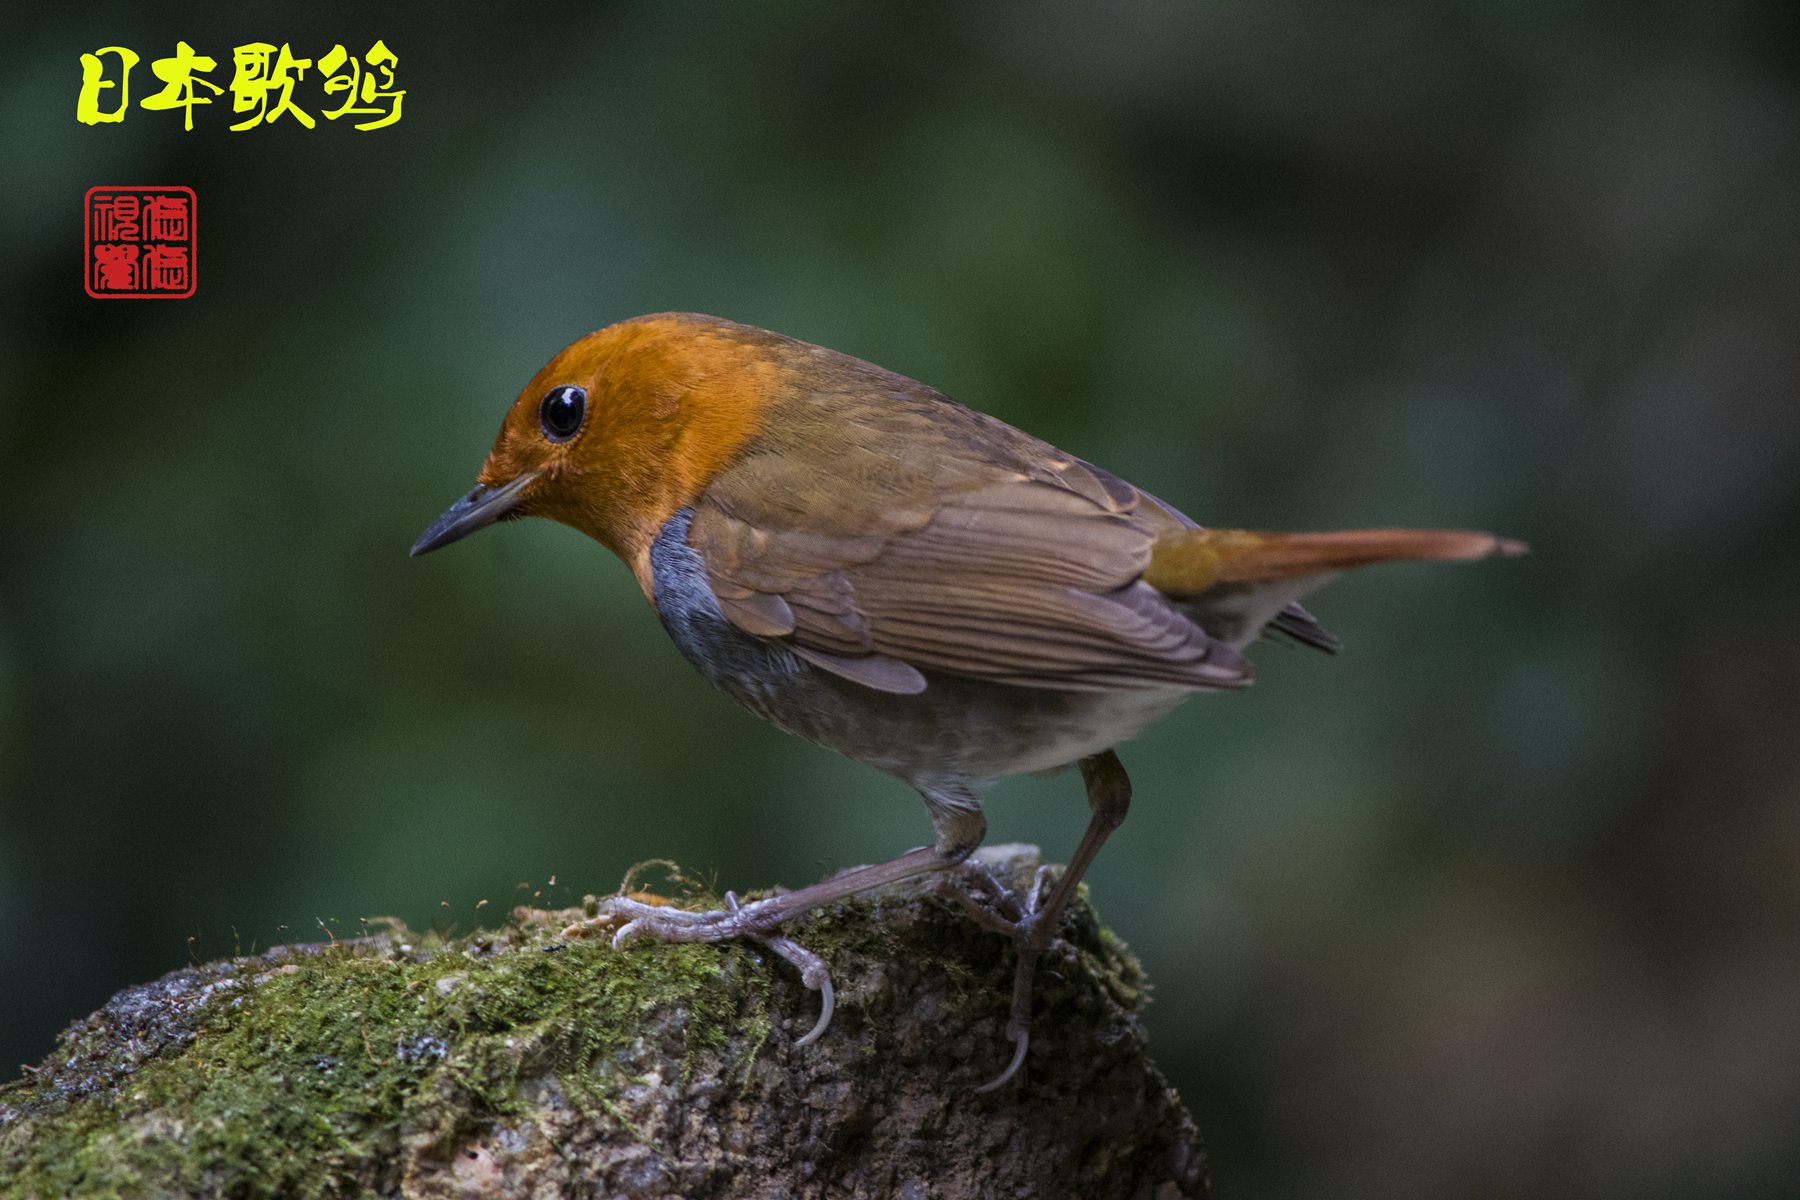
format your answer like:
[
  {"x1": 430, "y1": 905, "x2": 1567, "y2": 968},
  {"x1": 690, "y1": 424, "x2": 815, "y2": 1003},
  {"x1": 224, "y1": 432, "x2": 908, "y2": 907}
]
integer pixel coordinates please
[
  {"x1": 0, "y1": 855, "x2": 1155, "y2": 1198},
  {"x1": 0, "y1": 910, "x2": 778, "y2": 1199}
]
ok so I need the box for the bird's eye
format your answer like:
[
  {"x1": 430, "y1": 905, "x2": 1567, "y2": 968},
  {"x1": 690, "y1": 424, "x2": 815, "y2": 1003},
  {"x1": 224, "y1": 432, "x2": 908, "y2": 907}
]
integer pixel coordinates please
[{"x1": 539, "y1": 385, "x2": 586, "y2": 442}]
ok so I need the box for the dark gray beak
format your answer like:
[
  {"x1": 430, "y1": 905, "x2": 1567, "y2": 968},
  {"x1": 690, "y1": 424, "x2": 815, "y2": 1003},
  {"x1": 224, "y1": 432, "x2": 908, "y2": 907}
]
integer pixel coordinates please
[{"x1": 410, "y1": 473, "x2": 539, "y2": 557}]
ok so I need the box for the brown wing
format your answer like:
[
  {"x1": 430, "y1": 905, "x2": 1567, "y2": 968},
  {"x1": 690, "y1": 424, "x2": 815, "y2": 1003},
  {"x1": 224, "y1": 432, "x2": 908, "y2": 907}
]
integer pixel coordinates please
[{"x1": 688, "y1": 406, "x2": 1249, "y2": 695}]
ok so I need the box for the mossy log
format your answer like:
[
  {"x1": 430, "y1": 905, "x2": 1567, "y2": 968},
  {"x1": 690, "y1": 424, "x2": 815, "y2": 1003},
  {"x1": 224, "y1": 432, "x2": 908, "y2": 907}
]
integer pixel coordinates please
[{"x1": 0, "y1": 845, "x2": 1205, "y2": 1199}]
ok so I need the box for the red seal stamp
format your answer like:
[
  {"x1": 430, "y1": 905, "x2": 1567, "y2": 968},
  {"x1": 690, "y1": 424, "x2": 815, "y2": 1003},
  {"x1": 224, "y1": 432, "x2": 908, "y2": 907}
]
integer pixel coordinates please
[{"x1": 85, "y1": 186, "x2": 196, "y2": 299}]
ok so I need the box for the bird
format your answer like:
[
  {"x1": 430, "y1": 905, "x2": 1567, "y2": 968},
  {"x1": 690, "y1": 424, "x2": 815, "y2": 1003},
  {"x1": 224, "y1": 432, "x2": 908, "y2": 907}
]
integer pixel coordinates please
[{"x1": 411, "y1": 312, "x2": 1522, "y2": 1089}]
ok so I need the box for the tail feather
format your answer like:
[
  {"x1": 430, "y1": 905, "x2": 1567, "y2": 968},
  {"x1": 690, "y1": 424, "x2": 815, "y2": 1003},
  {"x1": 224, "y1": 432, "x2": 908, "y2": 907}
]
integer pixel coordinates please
[
  {"x1": 1267, "y1": 602, "x2": 1342, "y2": 654},
  {"x1": 1145, "y1": 528, "x2": 1525, "y2": 596},
  {"x1": 1145, "y1": 527, "x2": 1525, "y2": 652}
]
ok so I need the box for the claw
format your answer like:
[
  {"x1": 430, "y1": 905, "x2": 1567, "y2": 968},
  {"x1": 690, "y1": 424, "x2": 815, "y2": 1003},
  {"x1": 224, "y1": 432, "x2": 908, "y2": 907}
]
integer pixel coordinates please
[
  {"x1": 939, "y1": 874, "x2": 1027, "y2": 937},
  {"x1": 793, "y1": 973, "x2": 835, "y2": 1046},
  {"x1": 974, "y1": 1028, "x2": 1029, "y2": 1093},
  {"x1": 939, "y1": 874, "x2": 1046, "y2": 1092},
  {"x1": 962, "y1": 859, "x2": 1026, "y2": 921},
  {"x1": 578, "y1": 891, "x2": 839, "y2": 1049},
  {"x1": 761, "y1": 930, "x2": 836, "y2": 1046}
]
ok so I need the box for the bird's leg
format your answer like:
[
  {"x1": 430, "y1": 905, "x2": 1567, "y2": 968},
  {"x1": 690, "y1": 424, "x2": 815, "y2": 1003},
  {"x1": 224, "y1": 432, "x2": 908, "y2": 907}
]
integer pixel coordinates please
[
  {"x1": 973, "y1": 749, "x2": 1133, "y2": 1093},
  {"x1": 571, "y1": 793, "x2": 987, "y2": 1045}
]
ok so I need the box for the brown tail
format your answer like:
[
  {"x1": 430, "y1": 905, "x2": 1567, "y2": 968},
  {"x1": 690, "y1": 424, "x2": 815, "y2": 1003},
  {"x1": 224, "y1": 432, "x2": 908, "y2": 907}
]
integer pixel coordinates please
[{"x1": 1144, "y1": 527, "x2": 1526, "y2": 598}]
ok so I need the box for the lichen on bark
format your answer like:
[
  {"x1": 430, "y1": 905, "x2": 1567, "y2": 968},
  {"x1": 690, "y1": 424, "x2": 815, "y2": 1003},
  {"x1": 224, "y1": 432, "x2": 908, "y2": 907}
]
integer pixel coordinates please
[{"x1": 0, "y1": 845, "x2": 1206, "y2": 1198}]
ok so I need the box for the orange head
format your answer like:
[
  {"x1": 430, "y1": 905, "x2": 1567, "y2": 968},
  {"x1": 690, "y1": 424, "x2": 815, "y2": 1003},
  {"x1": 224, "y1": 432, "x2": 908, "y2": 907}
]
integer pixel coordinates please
[{"x1": 411, "y1": 313, "x2": 780, "y2": 588}]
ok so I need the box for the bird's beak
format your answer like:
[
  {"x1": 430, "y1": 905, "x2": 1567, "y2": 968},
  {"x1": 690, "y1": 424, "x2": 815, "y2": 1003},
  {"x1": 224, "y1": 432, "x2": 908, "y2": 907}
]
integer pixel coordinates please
[{"x1": 410, "y1": 472, "x2": 540, "y2": 557}]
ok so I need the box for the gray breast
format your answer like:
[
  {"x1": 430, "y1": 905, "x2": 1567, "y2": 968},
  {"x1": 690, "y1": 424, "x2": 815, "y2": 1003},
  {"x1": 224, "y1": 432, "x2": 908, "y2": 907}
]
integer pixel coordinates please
[{"x1": 649, "y1": 509, "x2": 1195, "y2": 790}]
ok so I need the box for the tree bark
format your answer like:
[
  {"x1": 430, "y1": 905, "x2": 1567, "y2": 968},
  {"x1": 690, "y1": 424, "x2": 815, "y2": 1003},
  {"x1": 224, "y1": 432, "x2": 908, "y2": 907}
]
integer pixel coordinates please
[{"x1": 1, "y1": 845, "x2": 1206, "y2": 1199}]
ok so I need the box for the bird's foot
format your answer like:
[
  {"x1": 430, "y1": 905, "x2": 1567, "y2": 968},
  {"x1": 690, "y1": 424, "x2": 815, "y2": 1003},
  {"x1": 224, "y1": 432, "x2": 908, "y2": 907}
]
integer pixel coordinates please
[
  {"x1": 563, "y1": 891, "x2": 836, "y2": 1046},
  {"x1": 937, "y1": 859, "x2": 1065, "y2": 1091}
]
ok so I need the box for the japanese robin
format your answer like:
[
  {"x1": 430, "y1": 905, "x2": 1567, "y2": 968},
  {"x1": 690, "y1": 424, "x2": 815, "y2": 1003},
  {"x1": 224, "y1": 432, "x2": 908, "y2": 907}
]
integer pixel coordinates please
[{"x1": 412, "y1": 313, "x2": 1522, "y2": 1089}]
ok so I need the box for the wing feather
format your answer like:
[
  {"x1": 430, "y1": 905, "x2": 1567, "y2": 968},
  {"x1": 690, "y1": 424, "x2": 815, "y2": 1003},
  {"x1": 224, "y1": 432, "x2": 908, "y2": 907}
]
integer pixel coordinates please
[{"x1": 687, "y1": 434, "x2": 1249, "y2": 692}]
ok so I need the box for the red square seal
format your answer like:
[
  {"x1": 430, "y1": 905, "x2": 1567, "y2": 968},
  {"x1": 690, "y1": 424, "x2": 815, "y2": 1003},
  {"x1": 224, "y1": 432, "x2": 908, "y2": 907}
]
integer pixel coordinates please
[{"x1": 85, "y1": 186, "x2": 197, "y2": 299}]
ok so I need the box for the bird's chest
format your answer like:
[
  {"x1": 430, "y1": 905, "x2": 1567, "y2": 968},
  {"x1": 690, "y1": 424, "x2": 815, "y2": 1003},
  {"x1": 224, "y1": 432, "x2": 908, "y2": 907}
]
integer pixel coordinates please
[
  {"x1": 648, "y1": 514, "x2": 822, "y2": 724},
  {"x1": 647, "y1": 511, "x2": 1188, "y2": 787}
]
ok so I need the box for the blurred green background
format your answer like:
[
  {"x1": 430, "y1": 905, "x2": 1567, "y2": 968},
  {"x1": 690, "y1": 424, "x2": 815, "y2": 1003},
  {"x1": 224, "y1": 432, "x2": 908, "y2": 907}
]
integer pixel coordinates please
[{"x1": 4, "y1": 2, "x2": 1799, "y2": 1195}]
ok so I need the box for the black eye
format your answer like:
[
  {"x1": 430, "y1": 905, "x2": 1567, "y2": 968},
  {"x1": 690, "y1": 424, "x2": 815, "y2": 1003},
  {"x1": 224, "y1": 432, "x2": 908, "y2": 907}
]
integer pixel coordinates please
[{"x1": 539, "y1": 385, "x2": 586, "y2": 442}]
